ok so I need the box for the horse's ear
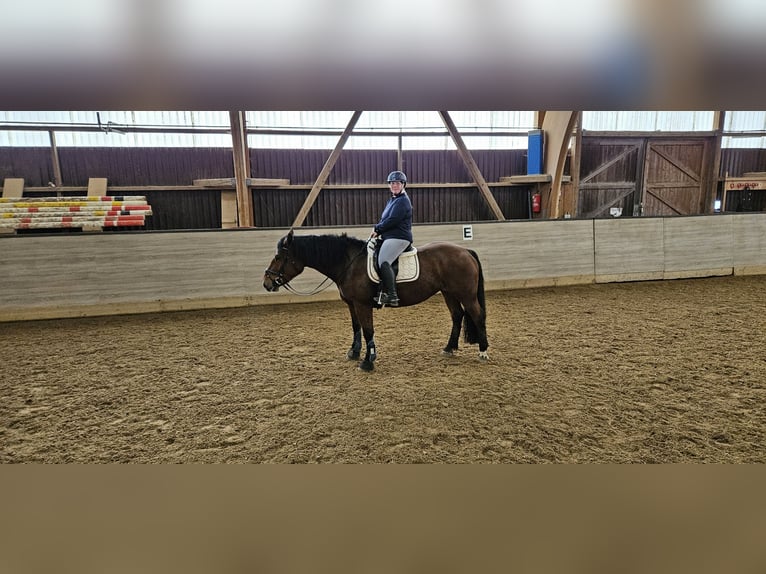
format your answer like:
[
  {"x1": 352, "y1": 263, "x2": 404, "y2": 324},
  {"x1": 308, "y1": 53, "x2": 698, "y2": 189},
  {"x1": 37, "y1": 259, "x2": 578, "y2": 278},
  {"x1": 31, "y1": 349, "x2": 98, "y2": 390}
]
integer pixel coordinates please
[{"x1": 286, "y1": 228, "x2": 294, "y2": 244}]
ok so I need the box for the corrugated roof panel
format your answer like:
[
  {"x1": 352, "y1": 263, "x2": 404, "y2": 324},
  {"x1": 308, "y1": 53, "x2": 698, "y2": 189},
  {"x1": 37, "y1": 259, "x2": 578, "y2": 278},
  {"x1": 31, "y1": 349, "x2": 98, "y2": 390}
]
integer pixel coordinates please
[
  {"x1": 358, "y1": 111, "x2": 404, "y2": 129},
  {"x1": 721, "y1": 112, "x2": 766, "y2": 148},
  {"x1": 5, "y1": 110, "x2": 764, "y2": 149},
  {"x1": 346, "y1": 135, "x2": 398, "y2": 150},
  {"x1": 404, "y1": 136, "x2": 454, "y2": 151},
  {"x1": 0, "y1": 111, "x2": 232, "y2": 147},
  {"x1": 726, "y1": 111, "x2": 766, "y2": 131},
  {"x1": 582, "y1": 111, "x2": 715, "y2": 131},
  {"x1": 722, "y1": 136, "x2": 766, "y2": 149},
  {"x1": 0, "y1": 130, "x2": 49, "y2": 146},
  {"x1": 654, "y1": 111, "x2": 714, "y2": 131}
]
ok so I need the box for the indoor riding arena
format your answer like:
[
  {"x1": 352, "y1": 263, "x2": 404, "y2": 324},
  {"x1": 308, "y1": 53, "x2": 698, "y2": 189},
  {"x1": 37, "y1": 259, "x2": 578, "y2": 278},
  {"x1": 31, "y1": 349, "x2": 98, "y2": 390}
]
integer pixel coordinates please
[
  {"x1": 2, "y1": 273, "x2": 765, "y2": 463},
  {"x1": 2, "y1": 111, "x2": 766, "y2": 464}
]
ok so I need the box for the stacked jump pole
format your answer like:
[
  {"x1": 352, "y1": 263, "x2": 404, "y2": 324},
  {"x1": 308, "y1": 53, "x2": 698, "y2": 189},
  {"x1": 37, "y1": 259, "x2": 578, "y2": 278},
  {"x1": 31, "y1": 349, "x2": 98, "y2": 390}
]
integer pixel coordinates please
[{"x1": 0, "y1": 196, "x2": 152, "y2": 230}]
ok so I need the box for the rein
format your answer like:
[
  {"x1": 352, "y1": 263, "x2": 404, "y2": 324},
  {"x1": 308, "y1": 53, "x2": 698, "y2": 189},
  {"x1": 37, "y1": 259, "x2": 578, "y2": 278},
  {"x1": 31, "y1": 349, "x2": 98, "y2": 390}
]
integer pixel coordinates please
[{"x1": 282, "y1": 276, "x2": 334, "y2": 296}]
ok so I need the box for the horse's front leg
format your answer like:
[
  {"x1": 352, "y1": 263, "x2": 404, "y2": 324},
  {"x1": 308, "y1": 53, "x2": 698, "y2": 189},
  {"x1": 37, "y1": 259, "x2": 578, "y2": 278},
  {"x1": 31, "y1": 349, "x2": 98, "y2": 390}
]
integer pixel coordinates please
[
  {"x1": 344, "y1": 300, "x2": 362, "y2": 360},
  {"x1": 354, "y1": 303, "x2": 377, "y2": 371}
]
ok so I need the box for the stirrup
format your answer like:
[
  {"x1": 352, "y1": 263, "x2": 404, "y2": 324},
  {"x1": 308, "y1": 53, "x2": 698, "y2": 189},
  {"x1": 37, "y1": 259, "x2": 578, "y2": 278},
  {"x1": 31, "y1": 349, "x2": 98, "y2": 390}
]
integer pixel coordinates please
[{"x1": 378, "y1": 292, "x2": 399, "y2": 307}]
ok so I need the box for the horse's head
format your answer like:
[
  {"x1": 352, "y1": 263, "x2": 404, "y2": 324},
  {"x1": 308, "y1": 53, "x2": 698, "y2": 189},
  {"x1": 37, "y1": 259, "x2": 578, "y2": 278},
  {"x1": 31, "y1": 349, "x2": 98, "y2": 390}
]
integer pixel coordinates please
[{"x1": 263, "y1": 229, "x2": 305, "y2": 291}]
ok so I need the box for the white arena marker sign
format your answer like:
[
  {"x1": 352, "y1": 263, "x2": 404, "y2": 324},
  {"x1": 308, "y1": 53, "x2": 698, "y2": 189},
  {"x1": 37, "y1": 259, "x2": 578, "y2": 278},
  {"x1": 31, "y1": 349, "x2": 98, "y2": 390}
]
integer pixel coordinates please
[{"x1": 462, "y1": 225, "x2": 473, "y2": 240}]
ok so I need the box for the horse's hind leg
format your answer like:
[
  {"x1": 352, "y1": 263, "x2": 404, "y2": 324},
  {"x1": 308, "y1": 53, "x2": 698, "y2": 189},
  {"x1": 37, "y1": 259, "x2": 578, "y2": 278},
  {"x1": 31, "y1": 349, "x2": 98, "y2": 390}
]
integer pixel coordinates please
[
  {"x1": 441, "y1": 293, "x2": 464, "y2": 356},
  {"x1": 344, "y1": 300, "x2": 362, "y2": 360},
  {"x1": 463, "y1": 298, "x2": 489, "y2": 360}
]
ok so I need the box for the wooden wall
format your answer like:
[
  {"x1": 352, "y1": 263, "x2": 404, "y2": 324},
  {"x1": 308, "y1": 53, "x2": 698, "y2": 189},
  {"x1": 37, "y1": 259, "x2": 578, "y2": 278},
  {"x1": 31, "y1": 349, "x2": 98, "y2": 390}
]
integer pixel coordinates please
[{"x1": 3, "y1": 215, "x2": 766, "y2": 322}]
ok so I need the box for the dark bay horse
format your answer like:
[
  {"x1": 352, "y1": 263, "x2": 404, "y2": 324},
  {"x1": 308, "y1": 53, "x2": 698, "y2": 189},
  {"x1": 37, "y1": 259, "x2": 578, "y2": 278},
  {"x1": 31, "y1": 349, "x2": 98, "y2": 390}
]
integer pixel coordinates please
[{"x1": 262, "y1": 229, "x2": 489, "y2": 371}]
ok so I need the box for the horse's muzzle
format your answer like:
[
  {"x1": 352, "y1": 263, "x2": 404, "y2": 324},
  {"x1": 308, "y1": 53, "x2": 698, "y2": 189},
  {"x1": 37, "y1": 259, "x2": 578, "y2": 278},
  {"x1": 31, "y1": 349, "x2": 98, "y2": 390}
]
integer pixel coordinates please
[{"x1": 263, "y1": 271, "x2": 284, "y2": 292}]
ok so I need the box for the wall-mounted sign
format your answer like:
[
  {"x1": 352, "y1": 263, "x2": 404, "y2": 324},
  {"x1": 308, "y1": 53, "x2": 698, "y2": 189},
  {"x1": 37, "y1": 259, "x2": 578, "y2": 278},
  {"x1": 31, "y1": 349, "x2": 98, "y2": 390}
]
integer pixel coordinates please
[
  {"x1": 462, "y1": 225, "x2": 473, "y2": 240},
  {"x1": 725, "y1": 178, "x2": 766, "y2": 191}
]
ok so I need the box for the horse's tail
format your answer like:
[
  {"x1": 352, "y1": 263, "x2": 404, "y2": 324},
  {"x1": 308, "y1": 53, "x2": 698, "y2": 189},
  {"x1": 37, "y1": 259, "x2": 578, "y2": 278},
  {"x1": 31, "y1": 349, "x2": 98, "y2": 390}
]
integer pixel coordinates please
[{"x1": 463, "y1": 250, "x2": 487, "y2": 345}]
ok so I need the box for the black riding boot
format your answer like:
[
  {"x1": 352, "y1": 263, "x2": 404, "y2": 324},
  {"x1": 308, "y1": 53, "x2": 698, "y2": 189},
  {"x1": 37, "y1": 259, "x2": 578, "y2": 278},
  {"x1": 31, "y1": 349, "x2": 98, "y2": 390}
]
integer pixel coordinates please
[{"x1": 378, "y1": 262, "x2": 399, "y2": 307}]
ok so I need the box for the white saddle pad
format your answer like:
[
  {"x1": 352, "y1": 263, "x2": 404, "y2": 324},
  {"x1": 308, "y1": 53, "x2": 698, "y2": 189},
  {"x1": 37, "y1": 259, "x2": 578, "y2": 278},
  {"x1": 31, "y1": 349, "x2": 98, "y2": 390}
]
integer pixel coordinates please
[{"x1": 367, "y1": 243, "x2": 420, "y2": 283}]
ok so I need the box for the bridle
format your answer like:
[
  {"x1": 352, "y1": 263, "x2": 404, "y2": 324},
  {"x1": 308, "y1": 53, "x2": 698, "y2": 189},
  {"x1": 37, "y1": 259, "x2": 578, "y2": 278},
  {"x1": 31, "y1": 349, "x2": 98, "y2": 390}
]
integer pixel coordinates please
[
  {"x1": 263, "y1": 245, "x2": 295, "y2": 289},
  {"x1": 264, "y1": 245, "x2": 335, "y2": 296},
  {"x1": 264, "y1": 240, "x2": 368, "y2": 296}
]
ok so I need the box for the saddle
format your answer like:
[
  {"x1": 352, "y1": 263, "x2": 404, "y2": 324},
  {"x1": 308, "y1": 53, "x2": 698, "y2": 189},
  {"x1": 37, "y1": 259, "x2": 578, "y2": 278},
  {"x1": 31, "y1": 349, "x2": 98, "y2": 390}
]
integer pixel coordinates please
[{"x1": 366, "y1": 240, "x2": 420, "y2": 283}]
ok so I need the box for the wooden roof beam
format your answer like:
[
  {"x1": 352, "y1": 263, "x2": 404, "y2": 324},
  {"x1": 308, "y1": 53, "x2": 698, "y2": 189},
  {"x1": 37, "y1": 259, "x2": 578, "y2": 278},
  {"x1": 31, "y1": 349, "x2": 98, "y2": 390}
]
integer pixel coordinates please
[
  {"x1": 543, "y1": 111, "x2": 579, "y2": 219},
  {"x1": 438, "y1": 111, "x2": 505, "y2": 221},
  {"x1": 292, "y1": 111, "x2": 363, "y2": 228}
]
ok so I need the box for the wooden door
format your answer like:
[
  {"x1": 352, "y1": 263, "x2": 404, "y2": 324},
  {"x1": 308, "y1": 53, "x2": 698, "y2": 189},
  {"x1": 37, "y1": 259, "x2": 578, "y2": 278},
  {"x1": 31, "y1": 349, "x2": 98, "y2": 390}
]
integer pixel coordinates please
[
  {"x1": 640, "y1": 139, "x2": 713, "y2": 216},
  {"x1": 577, "y1": 138, "x2": 644, "y2": 218}
]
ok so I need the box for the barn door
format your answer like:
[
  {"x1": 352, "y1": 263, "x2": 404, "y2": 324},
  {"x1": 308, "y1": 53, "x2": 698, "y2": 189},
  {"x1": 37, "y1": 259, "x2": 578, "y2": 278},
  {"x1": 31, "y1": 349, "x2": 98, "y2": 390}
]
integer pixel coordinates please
[
  {"x1": 577, "y1": 138, "x2": 644, "y2": 218},
  {"x1": 640, "y1": 139, "x2": 712, "y2": 216}
]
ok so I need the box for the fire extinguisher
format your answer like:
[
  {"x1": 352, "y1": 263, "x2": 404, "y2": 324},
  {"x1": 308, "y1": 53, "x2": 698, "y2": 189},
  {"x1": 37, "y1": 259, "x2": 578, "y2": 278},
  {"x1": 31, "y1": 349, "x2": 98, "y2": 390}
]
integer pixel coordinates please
[{"x1": 532, "y1": 192, "x2": 541, "y2": 213}]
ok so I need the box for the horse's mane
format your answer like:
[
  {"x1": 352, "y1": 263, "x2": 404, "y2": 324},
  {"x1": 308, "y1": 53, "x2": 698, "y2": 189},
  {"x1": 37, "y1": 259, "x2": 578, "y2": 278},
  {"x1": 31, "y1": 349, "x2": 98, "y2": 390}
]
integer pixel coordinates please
[{"x1": 290, "y1": 233, "x2": 367, "y2": 270}]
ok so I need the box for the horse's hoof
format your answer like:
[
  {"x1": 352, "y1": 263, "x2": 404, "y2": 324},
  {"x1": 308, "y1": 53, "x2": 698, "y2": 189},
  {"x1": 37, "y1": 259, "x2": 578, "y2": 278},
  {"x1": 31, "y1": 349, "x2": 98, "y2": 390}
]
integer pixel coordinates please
[
  {"x1": 441, "y1": 349, "x2": 455, "y2": 357},
  {"x1": 347, "y1": 349, "x2": 361, "y2": 360},
  {"x1": 478, "y1": 351, "x2": 489, "y2": 362},
  {"x1": 358, "y1": 360, "x2": 375, "y2": 372}
]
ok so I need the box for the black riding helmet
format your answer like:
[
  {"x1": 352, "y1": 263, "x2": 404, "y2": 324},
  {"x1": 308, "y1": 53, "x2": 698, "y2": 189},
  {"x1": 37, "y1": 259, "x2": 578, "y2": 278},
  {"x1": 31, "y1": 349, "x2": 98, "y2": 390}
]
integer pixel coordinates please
[{"x1": 387, "y1": 171, "x2": 407, "y2": 186}]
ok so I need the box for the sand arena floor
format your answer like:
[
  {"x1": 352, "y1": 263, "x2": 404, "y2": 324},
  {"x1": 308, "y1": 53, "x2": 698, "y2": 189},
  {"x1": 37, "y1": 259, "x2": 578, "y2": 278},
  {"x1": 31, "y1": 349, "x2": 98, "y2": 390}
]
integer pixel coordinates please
[{"x1": 2, "y1": 275, "x2": 765, "y2": 463}]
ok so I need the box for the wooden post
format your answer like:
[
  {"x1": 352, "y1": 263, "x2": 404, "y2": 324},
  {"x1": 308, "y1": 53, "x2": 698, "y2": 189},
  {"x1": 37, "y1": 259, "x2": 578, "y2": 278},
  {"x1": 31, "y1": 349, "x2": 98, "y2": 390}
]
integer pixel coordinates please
[
  {"x1": 570, "y1": 112, "x2": 583, "y2": 217},
  {"x1": 87, "y1": 178, "x2": 108, "y2": 197},
  {"x1": 229, "y1": 111, "x2": 253, "y2": 227},
  {"x1": 48, "y1": 131, "x2": 63, "y2": 189},
  {"x1": 292, "y1": 111, "x2": 363, "y2": 228},
  {"x1": 0, "y1": 177, "x2": 24, "y2": 234},
  {"x1": 710, "y1": 111, "x2": 726, "y2": 213},
  {"x1": 438, "y1": 111, "x2": 505, "y2": 221},
  {"x1": 2, "y1": 178, "x2": 24, "y2": 199},
  {"x1": 84, "y1": 178, "x2": 108, "y2": 232},
  {"x1": 220, "y1": 191, "x2": 238, "y2": 228},
  {"x1": 1, "y1": 178, "x2": 24, "y2": 233}
]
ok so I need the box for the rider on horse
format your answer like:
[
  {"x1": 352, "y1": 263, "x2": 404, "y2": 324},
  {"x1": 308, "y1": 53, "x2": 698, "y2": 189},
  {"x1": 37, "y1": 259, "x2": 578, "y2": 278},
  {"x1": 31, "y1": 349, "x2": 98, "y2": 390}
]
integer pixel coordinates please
[{"x1": 371, "y1": 170, "x2": 413, "y2": 307}]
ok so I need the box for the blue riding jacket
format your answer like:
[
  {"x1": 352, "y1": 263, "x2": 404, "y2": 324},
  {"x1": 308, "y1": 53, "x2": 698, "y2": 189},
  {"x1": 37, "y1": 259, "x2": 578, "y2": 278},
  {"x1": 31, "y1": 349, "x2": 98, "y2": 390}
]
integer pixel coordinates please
[{"x1": 374, "y1": 191, "x2": 413, "y2": 242}]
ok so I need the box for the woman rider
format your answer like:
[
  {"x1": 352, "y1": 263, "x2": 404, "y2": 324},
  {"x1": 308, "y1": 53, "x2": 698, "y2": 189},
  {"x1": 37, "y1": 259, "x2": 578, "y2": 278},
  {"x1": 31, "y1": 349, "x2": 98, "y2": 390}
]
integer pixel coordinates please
[{"x1": 370, "y1": 170, "x2": 413, "y2": 307}]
